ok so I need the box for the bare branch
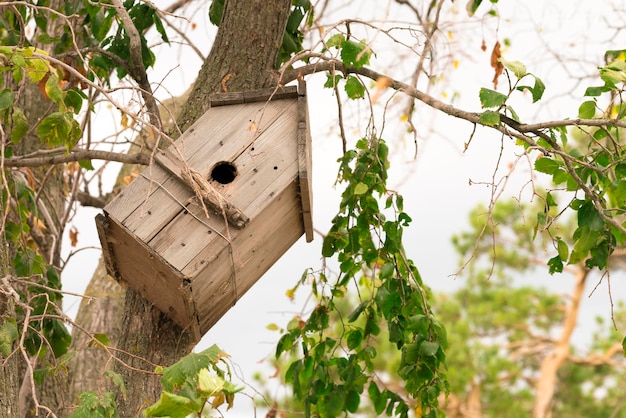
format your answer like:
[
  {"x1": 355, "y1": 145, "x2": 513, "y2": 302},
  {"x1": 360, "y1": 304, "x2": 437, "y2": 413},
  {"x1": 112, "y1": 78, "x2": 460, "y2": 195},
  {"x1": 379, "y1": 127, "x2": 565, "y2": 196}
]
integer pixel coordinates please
[{"x1": 2, "y1": 150, "x2": 150, "y2": 168}]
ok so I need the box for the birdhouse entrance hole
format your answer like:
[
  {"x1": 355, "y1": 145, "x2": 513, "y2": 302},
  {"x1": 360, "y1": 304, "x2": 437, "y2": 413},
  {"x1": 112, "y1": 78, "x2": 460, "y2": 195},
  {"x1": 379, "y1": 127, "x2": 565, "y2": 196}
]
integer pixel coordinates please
[{"x1": 211, "y1": 161, "x2": 237, "y2": 184}]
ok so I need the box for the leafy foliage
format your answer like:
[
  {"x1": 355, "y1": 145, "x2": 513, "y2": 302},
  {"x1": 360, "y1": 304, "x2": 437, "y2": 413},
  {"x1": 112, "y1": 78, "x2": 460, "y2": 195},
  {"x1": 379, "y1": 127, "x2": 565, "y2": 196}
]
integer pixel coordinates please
[
  {"x1": 446, "y1": 200, "x2": 626, "y2": 416},
  {"x1": 143, "y1": 345, "x2": 242, "y2": 417},
  {"x1": 276, "y1": 137, "x2": 447, "y2": 417}
]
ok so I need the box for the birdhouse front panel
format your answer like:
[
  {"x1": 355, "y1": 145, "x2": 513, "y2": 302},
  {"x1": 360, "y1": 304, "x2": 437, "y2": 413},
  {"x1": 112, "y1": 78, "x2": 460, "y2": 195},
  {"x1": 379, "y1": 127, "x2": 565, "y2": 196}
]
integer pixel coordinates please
[{"x1": 97, "y1": 84, "x2": 313, "y2": 340}]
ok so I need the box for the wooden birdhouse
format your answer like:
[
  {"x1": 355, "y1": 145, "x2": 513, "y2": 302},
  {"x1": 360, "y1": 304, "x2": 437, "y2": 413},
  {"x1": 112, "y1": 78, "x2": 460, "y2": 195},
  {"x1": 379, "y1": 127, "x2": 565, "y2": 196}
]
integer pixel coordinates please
[{"x1": 96, "y1": 83, "x2": 313, "y2": 341}]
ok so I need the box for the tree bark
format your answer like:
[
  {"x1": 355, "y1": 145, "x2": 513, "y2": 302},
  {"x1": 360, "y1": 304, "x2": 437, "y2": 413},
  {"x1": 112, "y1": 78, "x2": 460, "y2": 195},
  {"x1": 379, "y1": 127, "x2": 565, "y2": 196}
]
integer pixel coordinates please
[
  {"x1": 111, "y1": 1, "x2": 292, "y2": 415},
  {"x1": 532, "y1": 267, "x2": 588, "y2": 418},
  {"x1": 0, "y1": 235, "x2": 20, "y2": 418},
  {"x1": 0, "y1": 1, "x2": 78, "y2": 414}
]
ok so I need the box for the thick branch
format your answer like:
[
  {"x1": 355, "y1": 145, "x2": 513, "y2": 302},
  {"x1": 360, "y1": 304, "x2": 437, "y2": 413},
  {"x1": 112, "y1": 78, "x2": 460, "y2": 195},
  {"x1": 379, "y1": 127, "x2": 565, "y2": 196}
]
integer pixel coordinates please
[
  {"x1": 533, "y1": 267, "x2": 588, "y2": 418},
  {"x1": 282, "y1": 60, "x2": 626, "y2": 130},
  {"x1": 281, "y1": 60, "x2": 626, "y2": 237},
  {"x1": 2, "y1": 150, "x2": 150, "y2": 167}
]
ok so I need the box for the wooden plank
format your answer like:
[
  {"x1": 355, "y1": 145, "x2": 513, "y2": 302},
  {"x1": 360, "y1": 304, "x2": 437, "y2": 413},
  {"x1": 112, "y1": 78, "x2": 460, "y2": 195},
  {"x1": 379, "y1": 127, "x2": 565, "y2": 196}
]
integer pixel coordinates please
[
  {"x1": 209, "y1": 85, "x2": 298, "y2": 107},
  {"x1": 182, "y1": 98, "x2": 297, "y2": 174},
  {"x1": 213, "y1": 111, "x2": 299, "y2": 213},
  {"x1": 122, "y1": 171, "x2": 193, "y2": 242},
  {"x1": 297, "y1": 87, "x2": 314, "y2": 242},
  {"x1": 192, "y1": 181, "x2": 305, "y2": 333},
  {"x1": 104, "y1": 164, "x2": 171, "y2": 221},
  {"x1": 148, "y1": 199, "x2": 227, "y2": 272},
  {"x1": 163, "y1": 150, "x2": 300, "y2": 275},
  {"x1": 95, "y1": 213, "x2": 200, "y2": 340}
]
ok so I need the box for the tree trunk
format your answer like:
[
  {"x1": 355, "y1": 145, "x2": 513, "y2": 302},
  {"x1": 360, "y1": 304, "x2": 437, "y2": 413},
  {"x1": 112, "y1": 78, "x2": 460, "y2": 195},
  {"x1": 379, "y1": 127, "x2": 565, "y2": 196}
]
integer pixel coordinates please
[
  {"x1": 0, "y1": 234, "x2": 20, "y2": 417},
  {"x1": 532, "y1": 267, "x2": 588, "y2": 418},
  {"x1": 0, "y1": 1, "x2": 78, "y2": 414},
  {"x1": 110, "y1": 0, "x2": 291, "y2": 415}
]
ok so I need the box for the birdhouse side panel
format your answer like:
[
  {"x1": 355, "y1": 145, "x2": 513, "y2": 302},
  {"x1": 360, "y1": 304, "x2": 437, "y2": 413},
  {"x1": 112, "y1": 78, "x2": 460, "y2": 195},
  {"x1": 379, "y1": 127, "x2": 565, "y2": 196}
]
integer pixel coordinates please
[
  {"x1": 191, "y1": 180, "x2": 306, "y2": 334},
  {"x1": 96, "y1": 213, "x2": 198, "y2": 336}
]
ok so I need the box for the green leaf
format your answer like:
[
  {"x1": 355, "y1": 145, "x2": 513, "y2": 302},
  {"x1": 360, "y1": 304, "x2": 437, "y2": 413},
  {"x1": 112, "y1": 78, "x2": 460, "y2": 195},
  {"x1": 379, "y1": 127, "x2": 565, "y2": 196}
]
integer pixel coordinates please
[
  {"x1": 479, "y1": 110, "x2": 500, "y2": 126},
  {"x1": 326, "y1": 33, "x2": 345, "y2": 48},
  {"x1": 534, "y1": 157, "x2": 561, "y2": 175},
  {"x1": 47, "y1": 319, "x2": 71, "y2": 357},
  {"x1": 570, "y1": 226, "x2": 599, "y2": 264},
  {"x1": 380, "y1": 262, "x2": 395, "y2": 279},
  {"x1": 24, "y1": 56, "x2": 49, "y2": 83},
  {"x1": 0, "y1": 319, "x2": 18, "y2": 357},
  {"x1": 584, "y1": 85, "x2": 610, "y2": 97},
  {"x1": 79, "y1": 159, "x2": 95, "y2": 170},
  {"x1": 345, "y1": 75, "x2": 365, "y2": 99},
  {"x1": 105, "y1": 370, "x2": 126, "y2": 395},
  {"x1": 578, "y1": 201, "x2": 604, "y2": 231},
  {"x1": 341, "y1": 40, "x2": 371, "y2": 68},
  {"x1": 600, "y1": 68, "x2": 626, "y2": 86},
  {"x1": 142, "y1": 391, "x2": 200, "y2": 418},
  {"x1": 353, "y1": 182, "x2": 368, "y2": 195},
  {"x1": 37, "y1": 112, "x2": 71, "y2": 145},
  {"x1": 419, "y1": 341, "x2": 439, "y2": 357},
  {"x1": 347, "y1": 301, "x2": 368, "y2": 323},
  {"x1": 324, "y1": 73, "x2": 342, "y2": 89},
  {"x1": 346, "y1": 329, "x2": 363, "y2": 350},
  {"x1": 45, "y1": 74, "x2": 65, "y2": 106},
  {"x1": 578, "y1": 100, "x2": 596, "y2": 119},
  {"x1": 518, "y1": 74, "x2": 546, "y2": 103},
  {"x1": 479, "y1": 88, "x2": 508, "y2": 108},
  {"x1": 0, "y1": 88, "x2": 14, "y2": 111},
  {"x1": 64, "y1": 89, "x2": 84, "y2": 114},
  {"x1": 153, "y1": 13, "x2": 169, "y2": 43},
  {"x1": 11, "y1": 108, "x2": 29, "y2": 144},
  {"x1": 501, "y1": 59, "x2": 526, "y2": 78},
  {"x1": 547, "y1": 255, "x2": 563, "y2": 274},
  {"x1": 90, "y1": 333, "x2": 110, "y2": 347},
  {"x1": 466, "y1": 0, "x2": 484, "y2": 16},
  {"x1": 345, "y1": 389, "x2": 360, "y2": 413},
  {"x1": 286, "y1": 6, "x2": 305, "y2": 33},
  {"x1": 529, "y1": 74, "x2": 545, "y2": 102},
  {"x1": 70, "y1": 391, "x2": 117, "y2": 418},
  {"x1": 322, "y1": 387, "x2": 346, "y2": 416},
  {"x1": 161, "y1": 345, "x2": 224, "y2": 391},
  {"x1": 369, "y1": 381, "x2": 386, "y2": 414},
  {"x1": 557, "y1": 238, "x2": 569, "y2": 260}
]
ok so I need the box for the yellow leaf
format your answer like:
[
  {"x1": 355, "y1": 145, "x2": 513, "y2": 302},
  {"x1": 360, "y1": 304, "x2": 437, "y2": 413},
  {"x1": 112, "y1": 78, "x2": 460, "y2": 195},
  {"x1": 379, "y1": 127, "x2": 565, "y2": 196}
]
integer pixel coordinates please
[
  {"x1": 33, "y1": 216, "x2": 47, "y2": 232},
  {"x1": 266, "y1": 323, "x2": 280, "y2": 331},
  {"x1": 121, "y1": 112, "x2": 128, "y2": 129}
]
